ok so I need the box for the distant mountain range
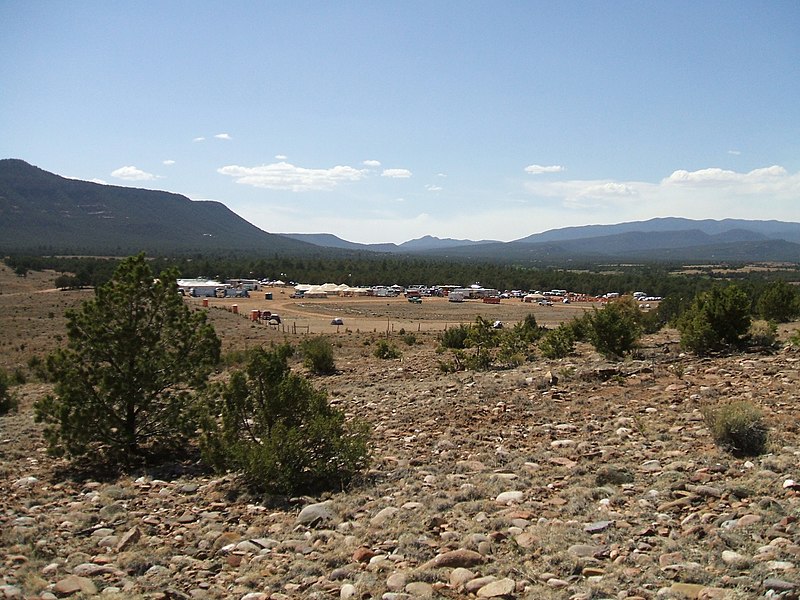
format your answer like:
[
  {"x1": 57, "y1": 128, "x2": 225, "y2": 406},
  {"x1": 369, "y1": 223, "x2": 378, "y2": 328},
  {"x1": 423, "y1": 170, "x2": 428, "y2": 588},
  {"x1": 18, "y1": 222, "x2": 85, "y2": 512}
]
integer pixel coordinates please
[
  {"x1": 282, "y1": 218, "x2": 800, "y2": 263},
  {"x1": 2, "y1": 159, "x2": 799, "y2": 263},
  {"x1": 281, "y1": 233, "x2": 500, "y2": 253}
]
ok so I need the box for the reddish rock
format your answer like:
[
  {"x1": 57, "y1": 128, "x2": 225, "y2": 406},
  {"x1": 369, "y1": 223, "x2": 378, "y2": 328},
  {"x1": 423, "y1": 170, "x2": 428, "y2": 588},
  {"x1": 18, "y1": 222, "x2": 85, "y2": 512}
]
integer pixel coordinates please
[
  {"x1": 421, "y1": 549, "x2": 485, "y2": 569},
  {"x1": 352, "y1": 546, "x2": 377, "y2": 563}
]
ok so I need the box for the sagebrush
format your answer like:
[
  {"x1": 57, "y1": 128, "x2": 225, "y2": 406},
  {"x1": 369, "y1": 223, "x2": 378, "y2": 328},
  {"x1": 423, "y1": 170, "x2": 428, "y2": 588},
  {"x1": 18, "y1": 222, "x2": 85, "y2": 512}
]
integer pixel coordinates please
[{"x1": 703, "y1": 401, "x2": 768, "y2": 456}]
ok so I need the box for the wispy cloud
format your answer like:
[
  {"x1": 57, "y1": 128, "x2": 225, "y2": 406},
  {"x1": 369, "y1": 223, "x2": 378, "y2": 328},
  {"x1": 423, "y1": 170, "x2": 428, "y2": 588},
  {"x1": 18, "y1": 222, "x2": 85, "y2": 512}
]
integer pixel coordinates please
[
  {"x1": 193, "y1": 136, "x2": 206, "y2": 143},
  {"x1": 524, "y1": 164, "x2": 565, "y2": 175},
  {"x1": 727, "y1": 149, "x2": 742, "y2": 156},
  {"x1": 214, "y1": 133, "x2": 232, "y2": 140},
  {"x1": 218, "y1": 161, "x2": 368, "y2": 191},
  {"x1": 275, "y1": 154, "x2": 288, "y2": 160},
  {"x1": 163, "y1": 159, "x2": 175, "y2": 166},
  {"x1": 363, "y1": 159, "x2": 381, "y2": 167},
  {"x1": 382, "y1": 168, "x2": 412, "y2": 178},
  {"x1": 111, "y1": 166, "x2": 159, "y2": 181},
  {"x1": 425, "y1": 184, "x2": 443, "y2": 192}
]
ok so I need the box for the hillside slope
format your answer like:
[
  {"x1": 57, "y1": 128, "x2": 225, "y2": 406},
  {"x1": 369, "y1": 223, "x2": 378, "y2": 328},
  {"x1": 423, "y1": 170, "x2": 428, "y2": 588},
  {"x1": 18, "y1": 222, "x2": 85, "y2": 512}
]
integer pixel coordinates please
[{"x1": 0, "y1": 159, "x2": 314, "y2": 255}]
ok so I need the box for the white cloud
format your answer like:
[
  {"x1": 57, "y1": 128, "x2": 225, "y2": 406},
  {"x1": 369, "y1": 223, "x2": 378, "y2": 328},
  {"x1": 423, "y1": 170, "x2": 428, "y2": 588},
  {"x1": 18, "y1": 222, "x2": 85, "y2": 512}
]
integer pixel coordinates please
[
  {"x1": 663, "y1": 165, "x2": 787, "y2": 186},
  {"x1": 577, "y1": 182, "x2": 637, "y2": 198},
  {"x1": 214, "y1": 133, "x2": 232, "y2": 140},
  {"x1": 524, "y1": 164, "x2": 565, "y2": 175},
  {"x1": 218, "y1": 161, "x2": 368, "y2": 191},
  {"x1": 275, "y1": 154, "x2": 288, "y2": 160},
  {"x1": 193, "y1": 136, "x2": 206, "y2": 142},
  {"x1": 727, "y1": 149, "x2": 741, "y2": 155},
  {"x1": 163, "y1": 159, "x2": 176, "y2": 166},
  {"x1": 425, "y1": 184, "x2": 443, "y2": 192},
  {"x1": 111, "y1": 166, "x2": 159, "y2": 181},
  {"x1": 382, "y1": 168, "x2": 412, "y2": 178},
  {"x1": 363, "y1": 159, "x2": 381, "y2": 167},
  {"x1": 523, "y1": 165, "x2": 800, "y2": 223}
]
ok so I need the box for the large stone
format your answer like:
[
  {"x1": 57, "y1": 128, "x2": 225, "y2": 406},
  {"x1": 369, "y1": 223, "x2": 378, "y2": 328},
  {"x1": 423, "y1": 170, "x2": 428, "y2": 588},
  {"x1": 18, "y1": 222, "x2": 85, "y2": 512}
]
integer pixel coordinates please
[
  {"x1": 721, "y1": 550, "x2": 749, "y2": 568},
  {"x1": 421, "y1": 549, "x2": 485, "y2": 569},
  {"x1": 370, "y1": 506, "x2": 399, "y2": 527},
  {"x1": 465, "y1": 577, "x2": 497, "y2": 593},
  {"x1": 296, "y1": 501, "x2": 336, "y2": 527},
  {"x1": 353, "y1": 546, "x2": 377, "y2": 563},
  {"x1": 668, "y1": 583, "x2": 725, "y2": 599},
  {"x1": 386, "y1": 572, "x2": 407, "y2": 592},
  {"x1": 495, "y1": 490, "x2": 524, "y2": 504},
  {"x1": 53, "y1": 576, "x2": 97, "y2": 597},
  {"x1": 449, "y1": 568, "x2": 475, "y2": 589},
  {"x1": 72, "y1": 563, "x2": 124, "y2": 577},
  {"x1": 763, "y1": 578, "x2": 795, "y2": 592},
  {"x1": 404, "y1": 582, "x2": 434, "y2": 597},
  {"x1": 116, "y1": 526, "x2": 141, "y2": 551},
  {"x1": 568, "y1": 544, "x2": 606, "y2": 558},
  {"x1": 477, "y1": 578, "x2": 515, "y2": 597},
  {"x1": 584, "y1": 520, "x2": 613, "y2": 534}
]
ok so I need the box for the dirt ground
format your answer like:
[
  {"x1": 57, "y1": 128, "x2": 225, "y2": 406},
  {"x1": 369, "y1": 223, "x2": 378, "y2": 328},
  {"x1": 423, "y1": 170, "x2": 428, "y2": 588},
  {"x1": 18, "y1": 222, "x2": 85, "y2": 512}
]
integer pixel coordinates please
[{"x1": 190, "y1": 289, "x2": 595, "y2": 334}]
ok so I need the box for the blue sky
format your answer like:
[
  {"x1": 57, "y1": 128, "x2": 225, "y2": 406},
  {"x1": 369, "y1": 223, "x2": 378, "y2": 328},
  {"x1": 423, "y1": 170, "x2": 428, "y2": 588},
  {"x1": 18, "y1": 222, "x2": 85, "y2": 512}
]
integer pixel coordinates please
[{"x1": 2, "y1": 2, "x2": 798, "y2": 244}]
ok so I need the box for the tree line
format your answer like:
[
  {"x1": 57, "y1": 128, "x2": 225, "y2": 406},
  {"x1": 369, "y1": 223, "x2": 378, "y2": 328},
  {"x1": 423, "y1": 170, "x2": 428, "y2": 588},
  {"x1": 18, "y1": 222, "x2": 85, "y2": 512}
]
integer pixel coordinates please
[{"x1": 6, "y1": 252, "x2": 799, "y2": 299}]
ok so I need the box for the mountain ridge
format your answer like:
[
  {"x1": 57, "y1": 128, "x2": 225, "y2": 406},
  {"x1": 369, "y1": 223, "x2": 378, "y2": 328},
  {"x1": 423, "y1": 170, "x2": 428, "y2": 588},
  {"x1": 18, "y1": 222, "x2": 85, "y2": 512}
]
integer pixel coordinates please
[
  {"x1": 0, "y1": 158, "x2": 315, "y2": 255},
  {"x1": 2, "y1": 158, "x2": 799, "y2": 263}
]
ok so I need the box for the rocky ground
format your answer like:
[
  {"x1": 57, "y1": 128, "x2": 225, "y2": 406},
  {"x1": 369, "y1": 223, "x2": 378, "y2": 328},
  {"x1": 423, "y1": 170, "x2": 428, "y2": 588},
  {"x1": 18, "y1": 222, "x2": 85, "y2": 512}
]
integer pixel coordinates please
[{"x1": 1, "y1": 267, "x2": 799, "y2": 599}]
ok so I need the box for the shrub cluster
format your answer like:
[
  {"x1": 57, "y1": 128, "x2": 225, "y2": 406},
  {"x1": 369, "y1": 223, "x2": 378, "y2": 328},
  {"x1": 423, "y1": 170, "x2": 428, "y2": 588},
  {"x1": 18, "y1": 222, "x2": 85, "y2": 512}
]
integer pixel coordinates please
[
  {"x1": 374, "y1": 339, "x2": 402, "y2": 359},
  {"x1": 439, "y1": 324, "x2": 470, "y2": 349},
  {"x1": 201, "y1": 345, "x2": 370, "y2": 494},
  {"x1": 757, "y1": 280, "x2": 800, "y2": 323},
  {"x1": 300, "y1": 336, "x2": 336, "y2": 374},
  {"x1": 34, "y1": 254, "x2": 370, "y2": 496},
  {"x1": 585, "y1": 297, "x2": 643, "y2": 358},
  {"x1": 538, "y1": 323, "x2": 575, "y2": 359},
  {"x1": 0, "y1": 368, "x2": 19, "y2": 415},
  {"x1": 678, "y1": 285, "x2": 751, "y2": 355}
]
